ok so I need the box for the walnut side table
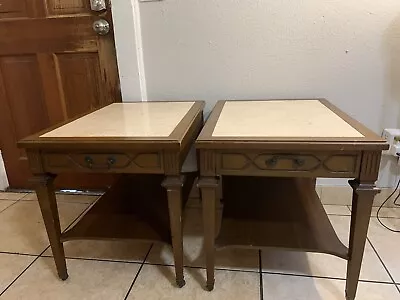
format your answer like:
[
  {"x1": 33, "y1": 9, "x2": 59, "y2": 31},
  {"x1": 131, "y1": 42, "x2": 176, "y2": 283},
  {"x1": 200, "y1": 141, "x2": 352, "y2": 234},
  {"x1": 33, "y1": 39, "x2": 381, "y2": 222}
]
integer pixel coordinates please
[
  {"x1": 19, "y1": 101, "x2": 204, "y2": 288},
  {"x1": 196, "y1": 99, "x2": 388, "y2": 300}
]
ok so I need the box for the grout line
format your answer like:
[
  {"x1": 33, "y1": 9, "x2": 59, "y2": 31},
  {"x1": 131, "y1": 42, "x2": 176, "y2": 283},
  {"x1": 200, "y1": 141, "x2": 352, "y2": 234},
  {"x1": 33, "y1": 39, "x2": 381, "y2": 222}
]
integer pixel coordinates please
[
  {"x1": 142, "y1": 261, "x2": 260, "y2": 274},
  {"x1": 41, "y1": 255, "x2": 148, "y2": 265},
  {"x1": 0, "y1": 200, "x2": 21, "y2": 214},
  {"x1": 325, "y1": 213, "x2": 352, "y2": 217},
  {"x1": 261, "y1": 269, "x2": 396, "y2": 285},
  {"x1": 123, "y1": 244, "x2": 153, "y2": 300},
  {"x1": 371, "y1": 216, "x2": 400, "y2": 219},
  {"x1": 38, "y1": 249, "x2": 264, "y2": 275},
  {"x1": 367, "y1": 237, "x2": 400, "y2": 292},
  {"x1": 62, "y1": 202, "x2": 96, "y2": 234},
  {"x1": 37, "y1": 250, "x2": 397, "y2": 286},
  {"x1": 0, "y1": 251, "x2": 38, "y2": 257},
  {"x1": 349, "y1": 205, "x2": 400, "y2": 219},
  {"x1": 0, "y1": 246, "x2": 49, "y2": 297},
  {"x1": 259, "y1": 250, "x2": 264, "y2": 300},
  {"x1": 39, "y1": 253, "x2": 261, "y2": 275}
]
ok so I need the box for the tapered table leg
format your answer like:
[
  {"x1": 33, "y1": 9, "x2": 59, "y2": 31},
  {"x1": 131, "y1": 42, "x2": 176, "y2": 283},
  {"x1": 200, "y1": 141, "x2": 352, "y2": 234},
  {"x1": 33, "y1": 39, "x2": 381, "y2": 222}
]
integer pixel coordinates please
[
  {"x1": 33, "y1": 175, "x2": 68, "y2": 280},
  {"x1": 346, "y1": 179, "x2": 379, "y2": 300},
  {"x1": 163, "y1": 176, "x2": 186, "y2": 288},
  {"x1": 198, "y1": 177, "x2": 219, "y2": 291}
]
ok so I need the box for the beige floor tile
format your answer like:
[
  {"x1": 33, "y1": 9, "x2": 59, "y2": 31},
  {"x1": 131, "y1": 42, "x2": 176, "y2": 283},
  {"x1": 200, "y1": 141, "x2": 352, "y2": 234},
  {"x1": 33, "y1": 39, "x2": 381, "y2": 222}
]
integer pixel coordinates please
[
  {"x1": 323, "y1": 205, "x2": 351, "y2": 216},
  {"x1": 0, "y1": 201, "x2": 89, "y2": 255},
  {"x1": 0, "y1": 253, "x2": 35, "y2": 293},
  {"x1": 1, "y1": 257, "x2": 140, "y2": 300},
  {"x1": 0, "y1": 192, "x2": 27, "y2": 201},
  {"x1": 22, "y1": 192, "x2": 99, "y2": 204},
  {"x1": 316, "y1": 186, "x2": 322, "y2": 198},
  {"x1": 368, "y1": 218, "x2": 400, "y2": 283},
  {"x1": 0, "y1": 200, "x2": 15, "y2": 213},
  {"x1": 127, "y1": 265, "x2": 260, "y2": 300},
  {"x1": 262, "y1": 215, "x2": 391, "y2": 282},
  {"x1": 147, "y1": 208, "x2": 259, "y2": 271},
  {"x1": 43, "y1": 240, "x2": 151, "y2": 262},
  {"x1": 320, "y1": 186, "x2": 353, "y2": 205},
  {"x1": 374, "y1": 189, "x2": 400, "y2": 208},
  {"x1": 371, "y1": 207, "x2": 400, "y2": 218},
  {"x1": 262, "y1": 274, "x2": 400, "y2": 300}
]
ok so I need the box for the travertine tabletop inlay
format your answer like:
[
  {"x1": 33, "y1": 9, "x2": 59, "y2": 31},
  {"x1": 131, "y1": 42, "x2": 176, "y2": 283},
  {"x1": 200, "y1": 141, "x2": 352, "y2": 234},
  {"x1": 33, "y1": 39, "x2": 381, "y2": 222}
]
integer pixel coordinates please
[
  {"x1": 212, "y1": 100, "x2": 363, "y2": 138},
  {"x1": 41, "y1": 102, "x2": 195, "y2": 138}
]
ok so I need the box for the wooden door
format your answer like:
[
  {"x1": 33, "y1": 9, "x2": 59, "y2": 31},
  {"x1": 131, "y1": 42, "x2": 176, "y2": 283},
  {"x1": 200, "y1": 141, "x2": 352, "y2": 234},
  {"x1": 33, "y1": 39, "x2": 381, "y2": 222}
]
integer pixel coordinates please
[{"x1": 0, "y1": 0, "x2": 121, "y2": 189}]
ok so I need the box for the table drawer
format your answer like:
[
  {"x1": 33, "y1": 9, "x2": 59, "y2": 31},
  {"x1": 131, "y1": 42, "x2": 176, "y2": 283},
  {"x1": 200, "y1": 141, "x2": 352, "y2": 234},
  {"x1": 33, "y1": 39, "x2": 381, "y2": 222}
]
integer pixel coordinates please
[
  {"x1": 218, "y1": 152, "x2": 361, "y2": 178},
  {"x1": 42, "y1": 152, "x2": 163, "y2": 174}
]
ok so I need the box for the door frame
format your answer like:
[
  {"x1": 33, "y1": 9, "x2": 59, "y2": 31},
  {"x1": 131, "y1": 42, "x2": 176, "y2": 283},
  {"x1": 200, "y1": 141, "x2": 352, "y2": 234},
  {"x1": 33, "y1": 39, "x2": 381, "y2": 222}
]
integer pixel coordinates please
[{"x1": 111, "y1": 0, "x2": 146, "y2": 102}]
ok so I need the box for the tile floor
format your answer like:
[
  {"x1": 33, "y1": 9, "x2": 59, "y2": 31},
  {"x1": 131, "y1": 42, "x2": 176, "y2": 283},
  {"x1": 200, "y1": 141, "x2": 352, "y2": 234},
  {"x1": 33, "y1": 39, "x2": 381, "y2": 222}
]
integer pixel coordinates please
[{"x1": 0, "y1": 192, "x2": 399, "y2": 299}]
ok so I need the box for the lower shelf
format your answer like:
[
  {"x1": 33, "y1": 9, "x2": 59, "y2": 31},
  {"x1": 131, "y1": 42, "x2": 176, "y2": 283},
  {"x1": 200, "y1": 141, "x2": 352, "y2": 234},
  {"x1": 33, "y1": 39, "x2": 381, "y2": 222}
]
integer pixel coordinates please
[
  {"x1": 61, "y1": 173, "x2": 195, "y2": 245},
  {"x1": 216, "y1": 176, "x2": 348, "y2": 259}
]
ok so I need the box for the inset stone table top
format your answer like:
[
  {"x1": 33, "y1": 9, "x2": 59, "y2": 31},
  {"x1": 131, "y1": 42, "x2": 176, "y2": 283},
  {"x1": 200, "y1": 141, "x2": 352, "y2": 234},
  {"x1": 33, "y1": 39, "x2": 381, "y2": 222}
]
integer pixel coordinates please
[
  {"x1": 197, "y1": 99, "x2": 386, "y2": 151},
  {"x1": 20, "y1": 101, "x2": 204, "y2": 150},
  {"x1": 212, "y1": 100, "x2": 362, "y2": 138},
  {"x1": 42, "y1": 102, "x2": 195, "y2": 138}
]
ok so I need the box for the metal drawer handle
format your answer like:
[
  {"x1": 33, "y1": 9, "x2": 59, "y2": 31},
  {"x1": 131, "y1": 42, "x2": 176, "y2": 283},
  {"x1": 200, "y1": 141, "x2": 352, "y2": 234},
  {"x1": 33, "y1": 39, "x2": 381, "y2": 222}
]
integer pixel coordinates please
[
  {"x1": 265, "y1": 156, "x2": 305, "y2": 168},
  {"x1": 265, "y1": 157, "x2": 278, "y2": 167},
  {"x1": 84, "y1": 156, "x2": 116, "y2": 169},
  {"x1": 294, "y1": 158, "x2": 305, "y2": 167}
]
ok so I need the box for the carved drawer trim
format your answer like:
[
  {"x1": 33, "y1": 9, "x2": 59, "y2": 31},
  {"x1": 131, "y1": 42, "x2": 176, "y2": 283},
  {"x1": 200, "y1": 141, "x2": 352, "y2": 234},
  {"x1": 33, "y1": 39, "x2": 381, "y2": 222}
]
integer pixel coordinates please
[
  {"x1": 218, "y1": 152, "x2": 361, "y2": 178},
  {"x1": 42, "y1": 152, "x2": 163, "y2": 174}
]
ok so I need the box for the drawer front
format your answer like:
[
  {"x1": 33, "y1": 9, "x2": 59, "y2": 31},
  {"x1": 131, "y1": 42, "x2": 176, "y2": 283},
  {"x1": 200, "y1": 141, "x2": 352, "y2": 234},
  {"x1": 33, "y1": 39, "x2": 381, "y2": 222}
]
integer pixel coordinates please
[
  {"x1": 42, "y1": 152, "x2": 163, "y2": 174},
  {"x1": 218, "y1": 152, "x2": 361, "y2": 178}
]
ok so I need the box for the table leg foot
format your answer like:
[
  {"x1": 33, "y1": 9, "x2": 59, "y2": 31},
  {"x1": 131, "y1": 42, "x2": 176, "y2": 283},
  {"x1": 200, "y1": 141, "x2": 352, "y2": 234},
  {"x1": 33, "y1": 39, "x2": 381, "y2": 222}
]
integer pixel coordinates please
[
  {"x1": 59, "y1": 272, "x2": 69, "y2": 281},
  {"x1": 345, "y1": 290, "x2": 354, "y2": 300},
  {"x1": 176, "y1": 278, "x2": 186, "y2": 288},
  {"x1": 206, "y1": 281, "x2": 215, "y2": 291}
]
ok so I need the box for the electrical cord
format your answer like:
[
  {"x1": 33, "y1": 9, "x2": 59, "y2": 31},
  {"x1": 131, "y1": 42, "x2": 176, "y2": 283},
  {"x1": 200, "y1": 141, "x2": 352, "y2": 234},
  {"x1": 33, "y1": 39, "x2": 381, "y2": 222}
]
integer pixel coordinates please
[{"x1": 376, "y1": 177, "x2": 400, "y2": 232}]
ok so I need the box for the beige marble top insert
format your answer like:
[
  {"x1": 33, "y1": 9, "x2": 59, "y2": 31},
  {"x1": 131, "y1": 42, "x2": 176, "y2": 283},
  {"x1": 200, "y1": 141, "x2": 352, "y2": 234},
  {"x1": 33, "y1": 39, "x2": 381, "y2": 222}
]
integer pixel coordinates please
[
  {"x1": 212, "y1": 100, "x2": 363, "y2": 138},
  {"x1": 41, "y1": 102, "x2": 195, "y2": 138}
]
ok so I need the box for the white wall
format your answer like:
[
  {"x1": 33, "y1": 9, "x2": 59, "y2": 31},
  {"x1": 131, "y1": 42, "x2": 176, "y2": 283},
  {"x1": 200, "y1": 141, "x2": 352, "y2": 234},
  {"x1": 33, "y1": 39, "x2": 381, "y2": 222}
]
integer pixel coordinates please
[{"x1": 114, "y1": 0, "x2": 400, "y2": 186}]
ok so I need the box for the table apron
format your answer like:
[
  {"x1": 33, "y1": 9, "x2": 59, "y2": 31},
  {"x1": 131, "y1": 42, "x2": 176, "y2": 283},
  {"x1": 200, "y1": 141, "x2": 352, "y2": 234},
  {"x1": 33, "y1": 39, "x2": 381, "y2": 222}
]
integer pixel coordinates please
[
  {"x1": 39, "y1": 151, "x2": 164, "y2": 174},
  {"x1": 216, "y1": 151, "x2": 362, "y2": 178}
]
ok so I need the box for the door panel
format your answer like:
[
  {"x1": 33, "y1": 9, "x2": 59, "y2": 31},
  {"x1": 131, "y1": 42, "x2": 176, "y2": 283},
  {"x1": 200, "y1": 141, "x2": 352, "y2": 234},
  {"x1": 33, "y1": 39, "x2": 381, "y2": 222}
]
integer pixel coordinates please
[
  {"x1": 0, "y1": 0, "x2": 121, "y2": 188},
  {"x1": 56, "y1": 52, "x2": 105, "y2": 116},
  {"x1": 47, "y1": 0, "x2": 91, "y2": 15},
  {"x1": 0, "y1": 0, "x2": 29, "y2": 18},
  {"x1": 0, "y1": 56, "x2": 49, "y2": 137}
]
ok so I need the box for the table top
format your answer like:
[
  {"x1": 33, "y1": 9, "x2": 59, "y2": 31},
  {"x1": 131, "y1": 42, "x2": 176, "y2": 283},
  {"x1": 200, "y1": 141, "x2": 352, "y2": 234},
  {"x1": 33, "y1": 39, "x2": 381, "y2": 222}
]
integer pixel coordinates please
[
  {"x1": 20, "y1": 101, "x2": 204, "y2": 150},
  {"x1": 41, "y1": 102, "x2": 195, "y2": 138},
  {"x1": 197, "y1": 99, "x2": 388, "y2": 151}
]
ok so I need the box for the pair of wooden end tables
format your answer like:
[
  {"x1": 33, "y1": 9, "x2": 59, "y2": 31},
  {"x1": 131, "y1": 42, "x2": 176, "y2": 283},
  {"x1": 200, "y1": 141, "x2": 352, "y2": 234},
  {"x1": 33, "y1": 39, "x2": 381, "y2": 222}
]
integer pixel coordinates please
[{"x1": 19, "y1": 99, "x2": 388, "y2": 300}]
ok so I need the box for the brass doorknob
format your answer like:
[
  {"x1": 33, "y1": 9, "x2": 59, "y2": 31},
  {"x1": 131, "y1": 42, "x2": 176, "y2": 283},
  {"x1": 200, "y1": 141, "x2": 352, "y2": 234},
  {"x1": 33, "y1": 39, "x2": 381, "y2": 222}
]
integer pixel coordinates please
[{"x1": 93, "y1": 19, "x2": 110, "y2": 36}]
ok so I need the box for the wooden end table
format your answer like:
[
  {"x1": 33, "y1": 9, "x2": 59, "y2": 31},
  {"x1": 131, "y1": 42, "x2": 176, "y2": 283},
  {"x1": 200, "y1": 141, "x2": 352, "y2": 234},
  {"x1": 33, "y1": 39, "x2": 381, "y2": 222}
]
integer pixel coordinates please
[
  {"x1": 196, "y1": 99, "x2": 388, "y2": 300},
  {"x1": 19, "y1": 101, "x2": 204, "y2": 288}
]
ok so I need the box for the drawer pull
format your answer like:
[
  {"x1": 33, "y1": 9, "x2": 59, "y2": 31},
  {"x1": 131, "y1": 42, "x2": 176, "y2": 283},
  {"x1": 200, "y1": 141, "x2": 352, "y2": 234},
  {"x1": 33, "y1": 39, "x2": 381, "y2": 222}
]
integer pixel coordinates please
[
  {"x1": 265, "y1": 156, "x2": 305, "y2": 168},
  {"x1": 294, "y1": 158, "x2": 305, "y2": 167},
  {"x1": 265, "y1": 157, "x2": 278, "y2": 167},
  {"x1": 84, "y1": 156, "x2": 116, "y2": 169}
]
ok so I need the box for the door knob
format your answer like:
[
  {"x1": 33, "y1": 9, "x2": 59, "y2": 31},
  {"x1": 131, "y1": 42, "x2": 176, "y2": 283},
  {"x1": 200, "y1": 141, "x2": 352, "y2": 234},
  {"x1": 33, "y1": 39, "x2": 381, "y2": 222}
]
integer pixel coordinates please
[
  {"x1": 93, "y1": 19, "x2": 110, "y2": 35},
  {"x1": 90, "y1": 0, "x2": 107, "y2": 11}
]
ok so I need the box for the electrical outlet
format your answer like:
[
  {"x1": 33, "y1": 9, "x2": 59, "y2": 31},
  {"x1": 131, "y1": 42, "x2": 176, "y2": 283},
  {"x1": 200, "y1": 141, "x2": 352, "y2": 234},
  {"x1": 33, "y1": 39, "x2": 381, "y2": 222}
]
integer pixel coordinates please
[{"x1": 382, "y1": 128, "x2": 400, "y2": 156}]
